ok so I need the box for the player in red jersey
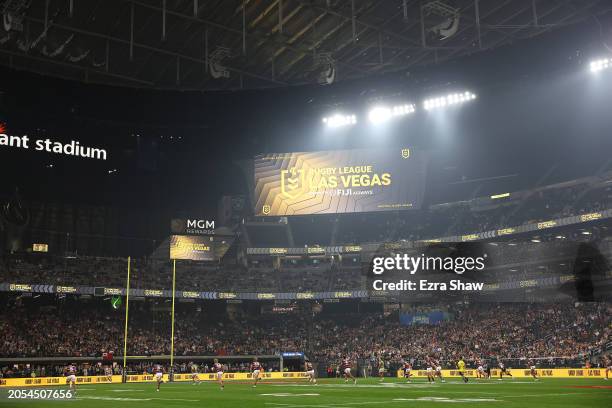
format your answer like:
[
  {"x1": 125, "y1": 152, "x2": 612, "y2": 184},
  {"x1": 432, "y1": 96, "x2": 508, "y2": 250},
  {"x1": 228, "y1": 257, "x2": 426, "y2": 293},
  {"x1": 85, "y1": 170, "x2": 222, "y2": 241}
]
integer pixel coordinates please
[
  {"x1": 65, "y1": 364, "x2": 77, "y2": 391},
  {"x1": 341, "y1": 357, "x2": 356, "y2": 384},
  {"x1": 251, "y1": 357, "x2": 262, "y2": 388},
  {"x1": 190, "y1": 362, "x2": 201, "y2": 385},
  {"x1": 476, "y1": 359, "x2": 485, "y2": 379},
  {"x1": 305, "y1": 360, "x2": 317, "y2": 384},
  {"x1": 213, "y1": 359, "x2": 224, "y2": 390},
  {"x1": 402, "y1": 359, "x2": 413, "y2": 383},
  {"x1": 528, "y1": 359, "x2": 539, "y2": 381},
  {"x1": 425, "y1": 357, "x2": 435, "y2": 383},
  {"x1": 433, "y1": 358, "x2": 445, "y2": 383},
  {"x1": 153, "y1": 364, "x2": 164, "y2": 392}
]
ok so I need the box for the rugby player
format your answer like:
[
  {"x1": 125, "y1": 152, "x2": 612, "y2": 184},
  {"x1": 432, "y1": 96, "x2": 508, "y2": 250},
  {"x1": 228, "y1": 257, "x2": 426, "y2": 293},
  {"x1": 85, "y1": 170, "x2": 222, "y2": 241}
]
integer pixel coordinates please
[
  {"x1": 498, "y1": 360, "x2": 513, "y2": 380},
  {"x1": 434, "y1": 358, "x2": 445, "y2": 383},
  {"x1": 153, "y1": 364, "x2": 164, "y2": 392},
  {"x1": 213, "y1": 358, "x2": 224, "y2": 390},
  {"x1": 377, "y1": 354, "x2": 386, "y2": 382},
  {"x1": 305, "y1": 360, "x2": 317, "y2": 384},
  {"x1": 104, "y1": 365, "x2": 113, "y2": 383},
  {"x1": 190, "y1": 361, "x2": 201, "y2": 385},
  {"x1": 457, "y1": 357, "x2": 469, "y2": 383},
  {"x1": 425, "y1": 357, "x2": 435, "y2": 383},
  {"x1": 341, "y1": 357, "x2": 357, "y2": 384},
  {"x1": 65, "y1": 364, "x2": 77, "y2": 391},
  {"x1": 402, "y1": 359, "x2": 413, "y2": 383},
  {"x1": 528, "y1": 359, "x2": 539, "y2": 381},
  {"x1": 476, "y1": 359, "x2": 485, "y2": 379},
  {"x1": 251, "y1": 357, "x2": 262, "y2": 387}
]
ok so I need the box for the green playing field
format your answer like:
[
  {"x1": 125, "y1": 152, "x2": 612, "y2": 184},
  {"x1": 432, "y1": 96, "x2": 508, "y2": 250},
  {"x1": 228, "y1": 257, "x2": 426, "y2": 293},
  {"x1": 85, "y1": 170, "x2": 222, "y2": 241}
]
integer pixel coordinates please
[{"x1": 1, "y1": 377, "x2": 611, "y2": 407}]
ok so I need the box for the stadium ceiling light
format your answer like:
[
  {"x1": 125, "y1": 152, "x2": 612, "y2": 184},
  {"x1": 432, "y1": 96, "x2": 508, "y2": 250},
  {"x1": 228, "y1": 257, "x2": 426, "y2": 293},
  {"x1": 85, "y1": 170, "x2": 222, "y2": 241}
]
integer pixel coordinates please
[
  {"x1": 423, "y1": 91, "x2": 477, "y2": 111},
  {"x1": 322, "y1": 114, "x2": 357, "y2": 128},
  {"x1": 589, "y1": 58, "x2": 610, "y2": 73},
  {"x1": 368, "y1": 104, "x2": 416, "y2": 124}
]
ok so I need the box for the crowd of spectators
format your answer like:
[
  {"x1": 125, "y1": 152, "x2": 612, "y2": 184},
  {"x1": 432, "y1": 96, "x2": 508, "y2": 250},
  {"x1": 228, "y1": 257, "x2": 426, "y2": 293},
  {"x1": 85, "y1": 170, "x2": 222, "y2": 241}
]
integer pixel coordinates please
[{"x1": 1, "y1": 299, "x2": 609, "y2": 378}]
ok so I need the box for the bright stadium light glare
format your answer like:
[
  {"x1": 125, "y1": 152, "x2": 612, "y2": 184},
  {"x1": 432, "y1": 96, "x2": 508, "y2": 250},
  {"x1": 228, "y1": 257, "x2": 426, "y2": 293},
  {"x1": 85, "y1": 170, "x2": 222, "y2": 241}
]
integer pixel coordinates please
[
  {"x1": 368, "y1": 107, "x2": 392, "y2": 124},
  {"x1": 322, "y1": 114, "x2": 357, "y2": 128},
  {"x1": 590, "y1": 58, "x2": 611, "y2": 73},
  {"x1": 423, "y1": 91, "x2": 477, "y2": 111},
  {"x1": 368, "y1": 104, "x2": 415, "y2": 124}
]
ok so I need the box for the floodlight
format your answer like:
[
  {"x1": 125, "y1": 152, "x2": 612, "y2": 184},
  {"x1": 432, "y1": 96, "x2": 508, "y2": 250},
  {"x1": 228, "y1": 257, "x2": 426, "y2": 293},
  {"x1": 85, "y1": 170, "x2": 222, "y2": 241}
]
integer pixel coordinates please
[
  {"x1": 322, "y1": 114, "x2": 357, "y2": 128},
  {"x1": 368, "y1": 107, "x2": 392, "y2": 124},
  {"x1": 590, "y1": 58, "x2": 610, "y2": 73},
  {"x1": 423, "y1": 91, "x2": 477, "y2": 111},
  {"x1": 368, "y1": 104, "x2": 415, "y2": 124}
]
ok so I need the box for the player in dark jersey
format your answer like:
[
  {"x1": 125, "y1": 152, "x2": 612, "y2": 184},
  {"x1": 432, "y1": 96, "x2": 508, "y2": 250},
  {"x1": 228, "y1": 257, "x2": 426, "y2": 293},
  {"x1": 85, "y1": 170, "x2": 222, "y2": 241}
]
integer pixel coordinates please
[
  {"x1": 341, "y1": 357, "x2": 356, "y2": 384},
  {"x1": 305, "y1": 360, "x2": 317, "y2": 384},
  {"x1": 213, "y1": 358, "x2": 224, "y2": 390},
  {"x1": 251, "y1": 357, "x2": 262, "y2": 388},
  {"x1": 528, "y1": 359, "x2": 539, "y2": 381},
  {"x1": 483, "y1": 360, "x2": 491, "y2": 379},
  {"x1": 498, "y1": 360, "x2": 512, "y2": 380}
]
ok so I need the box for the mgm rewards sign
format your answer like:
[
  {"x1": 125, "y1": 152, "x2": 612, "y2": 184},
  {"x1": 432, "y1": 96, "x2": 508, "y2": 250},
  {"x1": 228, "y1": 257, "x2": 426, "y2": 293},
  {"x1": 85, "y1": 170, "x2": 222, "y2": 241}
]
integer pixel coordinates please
[{"x1": 254, "y1": 147, "x2": 427, "y2": 216}]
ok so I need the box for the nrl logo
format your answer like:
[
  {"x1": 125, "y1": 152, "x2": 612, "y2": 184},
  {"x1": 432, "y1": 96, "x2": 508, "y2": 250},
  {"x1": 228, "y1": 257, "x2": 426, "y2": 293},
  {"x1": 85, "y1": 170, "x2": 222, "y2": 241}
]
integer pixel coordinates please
[
  {"x1": 401, "y1": 148, "x2": 410, "y2": 159},
  {"x1": 281, "y1": 168, "x2": 305, "y2": 199}
]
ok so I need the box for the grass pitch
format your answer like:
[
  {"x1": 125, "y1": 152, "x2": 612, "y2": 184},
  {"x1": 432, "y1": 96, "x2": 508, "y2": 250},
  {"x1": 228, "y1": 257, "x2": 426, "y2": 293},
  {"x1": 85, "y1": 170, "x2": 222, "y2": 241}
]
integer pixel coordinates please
[{"x1": 1, "y1": 377, "x2": 611, "y2": 407}]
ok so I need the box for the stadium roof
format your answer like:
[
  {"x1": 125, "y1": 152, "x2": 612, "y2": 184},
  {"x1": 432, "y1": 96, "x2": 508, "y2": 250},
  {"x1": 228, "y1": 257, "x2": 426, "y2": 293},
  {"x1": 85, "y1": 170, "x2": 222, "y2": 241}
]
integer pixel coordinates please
[{"x1": 0, "y1": 0, "x2": 609, "y2": 91}]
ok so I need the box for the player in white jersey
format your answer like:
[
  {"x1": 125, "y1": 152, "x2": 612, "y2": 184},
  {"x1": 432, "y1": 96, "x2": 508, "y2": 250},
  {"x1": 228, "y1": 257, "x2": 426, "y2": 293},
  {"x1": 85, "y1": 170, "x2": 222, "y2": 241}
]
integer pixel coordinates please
[
  {"x1": 104, "y1": 366, "x2": 113, "y2": 383},
  {"x1": 476, "y1": 359, "x2": 485, "y2": 379},
  {"x1": 213, "y1": 359, "x2": 224, "y2": 390},
  {"x1": 190, "y1": 362, "x2": 201, "y2": 385},
  {"x1": 433, "y1": 359, "x2": 445, "y2": 383},
  {"x1": 305, "y1": 361, "x2": 317, "y2": 384},
  {"x1": 251, "y1": 358, "x2": 262, "y2": 387},
  {"x1": 65, "y1": 364, "x2": 77, "y2": 390},
  {"x1": 153, "y1": 364, "x2": 164, "y2": 391}
]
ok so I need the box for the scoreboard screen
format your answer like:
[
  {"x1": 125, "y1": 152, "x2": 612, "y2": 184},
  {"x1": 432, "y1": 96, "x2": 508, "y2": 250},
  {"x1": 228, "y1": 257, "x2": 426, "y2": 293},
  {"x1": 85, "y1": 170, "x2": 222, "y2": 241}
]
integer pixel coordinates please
[{"x1": 253, "y1": 147, "x2": 427, "y2": 216}]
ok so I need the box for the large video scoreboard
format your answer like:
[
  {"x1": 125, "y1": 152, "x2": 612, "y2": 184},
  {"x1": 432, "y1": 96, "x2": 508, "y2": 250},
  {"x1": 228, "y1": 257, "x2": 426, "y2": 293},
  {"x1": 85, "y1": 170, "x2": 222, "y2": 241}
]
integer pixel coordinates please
[{"x1": 254, "y1": 147, "x2": 426, "y2": 216}]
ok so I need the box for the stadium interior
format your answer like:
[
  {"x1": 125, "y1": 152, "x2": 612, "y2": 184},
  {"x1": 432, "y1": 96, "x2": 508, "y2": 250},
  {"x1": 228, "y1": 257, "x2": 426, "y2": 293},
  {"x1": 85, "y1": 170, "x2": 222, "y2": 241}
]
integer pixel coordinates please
[{"x1": 0, "y1": 1, "x2": 611, "y2": 407}]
